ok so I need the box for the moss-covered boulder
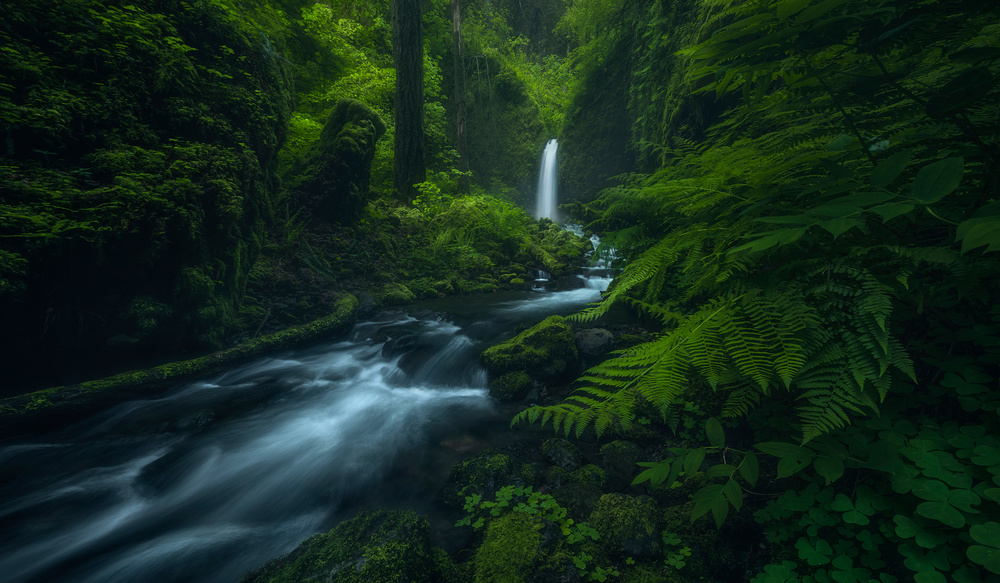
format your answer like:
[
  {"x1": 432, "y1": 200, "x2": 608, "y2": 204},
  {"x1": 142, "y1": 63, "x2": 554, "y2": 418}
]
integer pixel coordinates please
[
  {"x1": 443, "y1": 449, "x2": 537, "y2": 506},
  {"x1": 571, "y1": 464, "x2": 608, "y2": 490},
  {"x1": 473, "y1": 512, "x2": 545, "y2": 583},
  {"x1": 589, "y1": 494, "x2": 662, "y2": 558},
  {"x1": 542, "y1": 438, "x2": 584, "y2": 471},
  {"x1": 286, "y1": 99, "x2": 386, "y2": 223},
  {"x1": 240, "y1": 509, "x2": 436, "y2": 583},
  {"x1": 481, "y1": 315, "x2": 578, "y2": 381},
  {"x1": 377, "y1": 282, "x2": 416, "y2": 306},
  {"x1": 599, "y1": 440, "x2": 646, "y2": 491},
  {"x1": 489, "y1": 371, "x2": 533, "y2": 402}
]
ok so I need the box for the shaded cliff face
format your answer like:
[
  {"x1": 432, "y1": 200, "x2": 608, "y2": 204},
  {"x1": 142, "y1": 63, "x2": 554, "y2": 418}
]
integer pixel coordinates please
[{"x1": 0, "y1": 0, "x2": 293, "y2": 392}]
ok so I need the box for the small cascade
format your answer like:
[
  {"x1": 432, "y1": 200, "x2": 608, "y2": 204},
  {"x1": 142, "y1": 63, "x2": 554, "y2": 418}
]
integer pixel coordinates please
[{"x1": 535, "y1": 139, "x2": 558, "y2": 221}]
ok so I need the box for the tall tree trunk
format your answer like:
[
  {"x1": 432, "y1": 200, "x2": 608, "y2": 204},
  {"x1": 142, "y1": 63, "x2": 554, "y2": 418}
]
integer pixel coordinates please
[
  {"x1": 392, "y1": 0, "x2": 426, "y2": 199},
  {"x1": 451, "y1": 0, "x2": 469, "y2": 193}
]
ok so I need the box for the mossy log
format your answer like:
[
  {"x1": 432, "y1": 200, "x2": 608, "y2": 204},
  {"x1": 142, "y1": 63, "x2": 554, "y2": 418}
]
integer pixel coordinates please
[{"x1": 0, "y1": 294, "x2": 358, "y2": 438}]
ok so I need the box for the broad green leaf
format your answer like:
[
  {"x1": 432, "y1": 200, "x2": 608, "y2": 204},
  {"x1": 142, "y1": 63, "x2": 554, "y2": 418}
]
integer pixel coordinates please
[
  {"x1": 795, "y1": 537, "x2": 833, "y2": 566},
  {"x1": 910, "y1": 157, "x2": 964, "y2": 204},
  {"x1": 711, "y1": 493, "x2": 730, "y2": 528},
  {"x1": 972, "y1": 445, "x2": 1000, "y2": 467},
  {"x1": 722, "y1": 478, "x2": 743, "y2": 511},
  {"x1": 869, "y1": 149, "x2": 914, "y2": 187},
  {"x1": 777, "y1": 453, "x2": 815, "y2": 478},
  {"x1": 775, "y1": 227, "x2": 808, "y2": 245},
  {"x1": 757, "y1": 215, "x2": 818, "y2": 225},
  {"x1": 807, "y1": 204, "x2": 862, "y2": 218},
  {"x1": 894, "y1": 515, "x2": 918, "y2": 538},
  {"x1": 819, "y1": 217, "x2": 858, "y2": 237},
  {"x1": 632, "y1": 460, "x2": 672, "y2": 486},
  {"x1": 869, "y1": 202, "x2": 914, "y2": 222},
  {"x1": 683, "y1": 449, "x2": 706, "y2": 477},
  {"x1": 915, "y1": 501, "x2": 965, "y2": 528},
  {"x1": 967, "y1": 546, "x2": 1000, "y2": 574},
  {"x1": 707, "y1": 463, "x2": 737, "y2": 478},
  {"x1": 706, "y1": 417, "x2": 725, "y2": 448},
  {"x1": 729, "y1": 234, "x2": 781, "y2": 254},
  {"x1": 970, "y1": 522, "x2": 1000, "y2": 547},
  {"x1": 756, "y1": 442, "x2": 810, "y2": 457},
  {"x1": 827, "y1": 191, "x2": 897, "y2": 207},
  {"x1": 914, "y1": 571, "x2": 946, "y2": 583},
  {"x1": 813, "y1": 455, "x2": 845, "y2": 484},
  {"x1": 947, "y1": 489, "x2": 981, "y2": 513},
  {"x1": 956, "y1": 215, "x2": 1000, "y2": 254},
  {"x1": 692, "y1": 484, "x2": 727, "y2": 527},
  {"x1": 826, "y1": 134, "x2": 854, "y2": 151},
  {"x1": 910, "y1": 478, "x2": 949, "y2": 502},
  {"x1": 739, "y1": 451, "x2": 760, "y2": 487}
]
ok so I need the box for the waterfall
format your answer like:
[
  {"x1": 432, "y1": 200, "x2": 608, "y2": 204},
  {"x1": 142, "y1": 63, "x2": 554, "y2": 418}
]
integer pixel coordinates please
[{"x1": 535, "y1": 139, "x2": 558, "y2": 221}]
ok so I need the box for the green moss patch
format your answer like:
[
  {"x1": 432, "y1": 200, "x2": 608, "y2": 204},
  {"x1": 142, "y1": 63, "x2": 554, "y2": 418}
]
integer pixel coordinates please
[
  {"x1": 480, "y1": 315, "x2": 578, "y2": 381},
  {"x1": 241, "y1": 509, "x2": 435, "y2": 583}
]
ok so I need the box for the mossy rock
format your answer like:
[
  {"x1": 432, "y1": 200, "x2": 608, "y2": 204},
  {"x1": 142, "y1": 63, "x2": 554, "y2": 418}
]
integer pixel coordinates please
[
  {"x1": 510, "y1": 278, "x2": 526, "y2": 287},
  {"x1": 285, "y1": 99, "x2": 386, "y2": 223},
  {"x1": 542, "y1": 438, "x2": 584, "y2": 471},
  {"x1": 473, "y1": 512, "x2": 544, "y2": 583},
  {"x1": 571, "y1": 464, "x2": 608, "y2": 489},
  {"x1": 432, "y1": 548, "x2": 473, "y2": 583},
  {"x1": 589, "y1": 494, "x2": 662, "y2": 558},
  {"x1": 489, "y1": 371, "x2": 533, "y2": 402},
  {"x1": 551, "y1": 482, "x2": 604, "y2": 518},
  {"x1": 378, "y1": 282, "x2": 416, "y2": 306},
  {"x1": 660, "y1": 500, "x2": 759, "y2": 581},
  {"x1": 546, "y1": 466, "x2": 573, "y2": 489},
  {"x1": 241, "y1": 509, "x2": 435, "y2": 583},
  {"x1": 444, "y1": 449, "x2": 537, "y2": 506},
  {"x1": 599, "y1": 440, "x2": 646, "y2": 491},
  {"x1": 620, "y1": 563, "x2": 686, "y2": 583},
  {"x1": 481, "y1": 315, "x2": 578, "y2": 381}
]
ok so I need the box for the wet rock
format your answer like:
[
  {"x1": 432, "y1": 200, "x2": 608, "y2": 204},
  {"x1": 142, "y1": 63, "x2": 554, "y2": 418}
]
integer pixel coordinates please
[
  {"x1": 589, "y1": 494, "x2": 662, "y2": 558},
  {"x1": 570, "y1": 464, "x2": 607, "y2": 489},
  {"x1": 542, "y1": 438, "x2": 584, "y2": 471},
  {"x1": 551, "y1": 482, "x2": 604, "y2": 518},
  {"x1": 489, "y1": 371, "x2": 533, "y2": 402},
  {"x1": 442, "y1": 449, "x2": 537, "y2": 507},
  {"x1": 575, "y1": 328, "x2": 613, "y2": 356},
  {"x1": 599, "y1": 440, "x2": 646, "y2": 491}
]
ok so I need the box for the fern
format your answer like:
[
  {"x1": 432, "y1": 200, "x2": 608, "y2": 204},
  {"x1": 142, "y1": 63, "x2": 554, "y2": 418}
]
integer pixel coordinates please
[{"x1": 515, "y1": 291, "x2": 817, "y2": 437}]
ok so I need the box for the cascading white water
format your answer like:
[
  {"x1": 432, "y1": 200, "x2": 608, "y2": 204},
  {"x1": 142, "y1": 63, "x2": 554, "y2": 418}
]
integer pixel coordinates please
[{"x1": 535, "y1": 139, "x2": 558, "y2": 221}]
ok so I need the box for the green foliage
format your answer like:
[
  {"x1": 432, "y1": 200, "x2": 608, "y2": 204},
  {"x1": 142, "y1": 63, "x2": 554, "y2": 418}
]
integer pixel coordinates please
[
  {"x1": 0, "y1": 0, "x2": 294, "y2": 380},
  {"x1": 459, "y1": 485, "x2": 619, "y2": 581},
  {"x1": 530, "y1": 1, "x2": 1000, "y2": 581}
]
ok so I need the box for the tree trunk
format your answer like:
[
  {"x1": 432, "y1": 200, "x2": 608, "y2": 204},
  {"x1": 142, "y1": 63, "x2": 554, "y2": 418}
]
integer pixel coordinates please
[
  {"x1": 451, "y1": 0, "x2": 470, "y2": 193},
  {"x1": 392, "y1": 0, "x2": 426, "y2": 199}
]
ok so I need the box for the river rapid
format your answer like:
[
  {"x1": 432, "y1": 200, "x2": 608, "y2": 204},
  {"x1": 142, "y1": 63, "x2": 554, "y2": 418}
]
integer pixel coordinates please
[{"x1": 0, "y1": 273, "x2": 611, "y2": 583}]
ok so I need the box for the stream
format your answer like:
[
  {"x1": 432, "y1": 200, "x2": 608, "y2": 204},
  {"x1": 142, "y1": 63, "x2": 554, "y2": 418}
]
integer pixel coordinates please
[{"x1": 0, "y1": 271, "x2": 612, "y2": 583}]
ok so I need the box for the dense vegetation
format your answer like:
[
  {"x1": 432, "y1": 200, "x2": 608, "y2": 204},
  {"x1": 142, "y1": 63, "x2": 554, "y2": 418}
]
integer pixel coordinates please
[
  {"x1": 3, "y1": 0, "x2": 999, "y2": 581},
  {"x1": 514, "y1": 0, "x2": 1000, "y2": 581}
]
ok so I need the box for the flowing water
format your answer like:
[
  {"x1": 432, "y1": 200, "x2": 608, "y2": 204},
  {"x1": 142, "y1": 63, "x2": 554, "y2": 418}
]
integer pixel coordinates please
[
  {"x1": 0, "y1": 272, "x2": 612, "y2": 583},
  {"x1": 535, "y1": 139, "x2": 558, "y2": 221}
]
